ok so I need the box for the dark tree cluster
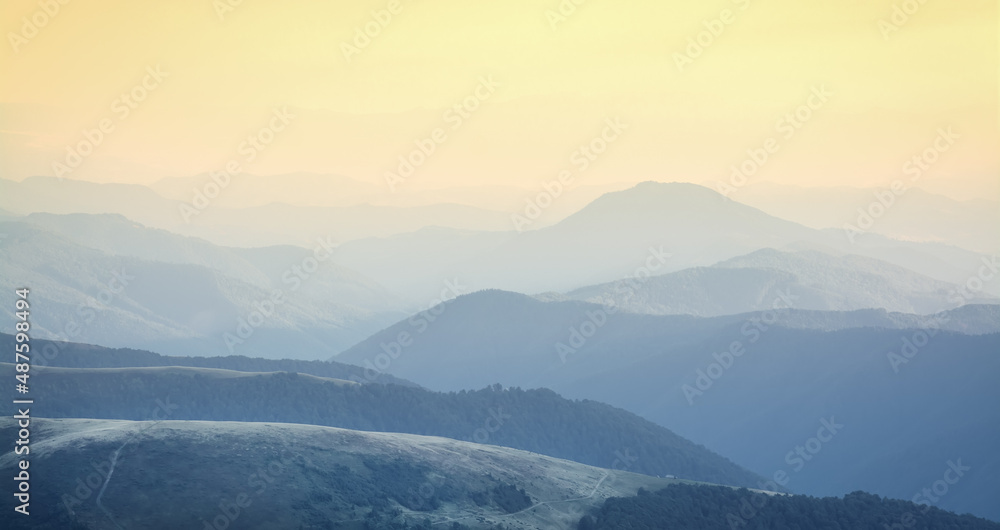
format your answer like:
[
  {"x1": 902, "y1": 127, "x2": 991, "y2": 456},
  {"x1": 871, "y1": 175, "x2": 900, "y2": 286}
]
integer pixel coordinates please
[
  {"x1": 577, "y1": 484, "x2": 1000, "y2": 530},
  {"x1": 7, "y1": 365, "x2": 764, "y2": 488},
  {"x1": 471, "y1": 482, "x2": 533, "y2": 513}
]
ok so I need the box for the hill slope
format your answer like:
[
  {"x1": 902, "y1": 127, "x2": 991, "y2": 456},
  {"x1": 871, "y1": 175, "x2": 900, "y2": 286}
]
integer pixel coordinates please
[
  {"x1": 0, "y1": 221, "x2": 402, "y2": 358},
  {"x1": 14, "y1": 212, "x2": 403, "y2": 313},
  {"x1": 0, "y1": 360, "x2": 766, "y2": 489},
  {"x1": 0, "y1": 418, "x2": 699, "y2": 529}
]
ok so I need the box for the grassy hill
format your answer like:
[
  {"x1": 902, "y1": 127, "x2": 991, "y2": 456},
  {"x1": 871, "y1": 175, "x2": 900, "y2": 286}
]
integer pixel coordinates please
[
  {"x1": 0, "y1": 361, "x2": 766, "y2": 489},
  {"x1": 0, "y1": 418, "x2": 697, "y2": 529}
]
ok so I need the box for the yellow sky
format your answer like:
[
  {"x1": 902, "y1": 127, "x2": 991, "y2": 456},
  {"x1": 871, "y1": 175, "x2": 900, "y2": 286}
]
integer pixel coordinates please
[{"x1": 0, "y1": 0, "x2": 997, "y2": 199}]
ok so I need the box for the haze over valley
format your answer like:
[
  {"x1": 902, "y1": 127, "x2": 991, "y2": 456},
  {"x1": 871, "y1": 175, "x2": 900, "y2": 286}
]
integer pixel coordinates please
[{"x1": 1, "y1": 0, "x2": 996, "y2": 528}]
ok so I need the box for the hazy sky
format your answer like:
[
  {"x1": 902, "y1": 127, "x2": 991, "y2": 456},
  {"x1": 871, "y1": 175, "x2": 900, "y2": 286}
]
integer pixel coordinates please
[{"x1": 1, "y1": 0, "x2": 996, "y2": 200}]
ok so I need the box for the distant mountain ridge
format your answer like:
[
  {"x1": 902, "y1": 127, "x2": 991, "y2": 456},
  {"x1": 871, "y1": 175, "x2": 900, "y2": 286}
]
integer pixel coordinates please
[
  {"x1": 565, "y1": 248, "x2": 996, "y2": 316},
  {"x1": 333, "y1": 181, "x2": 997, "y2": 302},
  {"x1": 4, "y1": 181, "x2": 995, "y2": 308},
  {"x1": 732, "y1": 182, "x2": 1000, "y2": 254},
  {"x1": 0, "y1": 221, "x2": 403, "y2": 358},
  {"x1": 0, "y1": 176, "x2": 513, "y2": 248}
]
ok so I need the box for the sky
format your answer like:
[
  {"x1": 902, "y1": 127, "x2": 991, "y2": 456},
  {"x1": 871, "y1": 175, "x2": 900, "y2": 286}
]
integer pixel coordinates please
[{"x1": 0, "y1": 0, "x2": 997, "y2": 200}]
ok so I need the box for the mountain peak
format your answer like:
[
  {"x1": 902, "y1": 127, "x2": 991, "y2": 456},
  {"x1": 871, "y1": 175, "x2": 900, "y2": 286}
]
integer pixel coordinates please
[
  {"x1": 550, "y1": 180, "x2": 793, "y2": 233},
  {"x1": 578, "y1": 181, "x2": 736, "y2": 213},
  {"x1": 622, "y1": 180, "x2": 724, "y2": 198}
]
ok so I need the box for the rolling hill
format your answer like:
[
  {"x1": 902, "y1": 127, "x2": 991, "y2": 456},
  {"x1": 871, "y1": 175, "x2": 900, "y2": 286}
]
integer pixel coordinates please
[
  {"x1": 0, "y1": 418, "x2": 689, "y2": 529},
  {"x1": 0, "y1": 357, "x2": 766, "y2": 489}
]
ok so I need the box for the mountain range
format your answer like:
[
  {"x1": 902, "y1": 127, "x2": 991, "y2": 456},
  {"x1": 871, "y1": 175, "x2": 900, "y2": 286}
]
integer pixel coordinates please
[
  {"x1": 733, "y1": 182, "x2": 1000, "y2": 254},
  {"x1": 336, "y1": 290, "x2": 1000, "y2": 520},
  {"x1": 332, "y1": 182, "x2": 998, "y2": 301},
  {"x1": 2, "y1": 177, "x2": 997, "y2": 524},
  {"x1": 0, "y1": 220, "x2": 402, "y2": 358},
  {"x1": 565, "y1": 247, "x2": 996, "y2": 316},
  {"x1": 7, "y1": 183, "x2": 995, "y2": 360}
]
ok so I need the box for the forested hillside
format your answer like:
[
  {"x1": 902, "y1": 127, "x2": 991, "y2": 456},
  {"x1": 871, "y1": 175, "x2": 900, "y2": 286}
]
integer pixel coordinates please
[
  {"x1": 0, "y1": 363, "x2": 765, "y2": 489},
  {"x1": 0, "y1": 332, "x2": 417, "y2": 386},
  {"x1": 578, "y1": 485, "x2": 1000, "y2": 529}
]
